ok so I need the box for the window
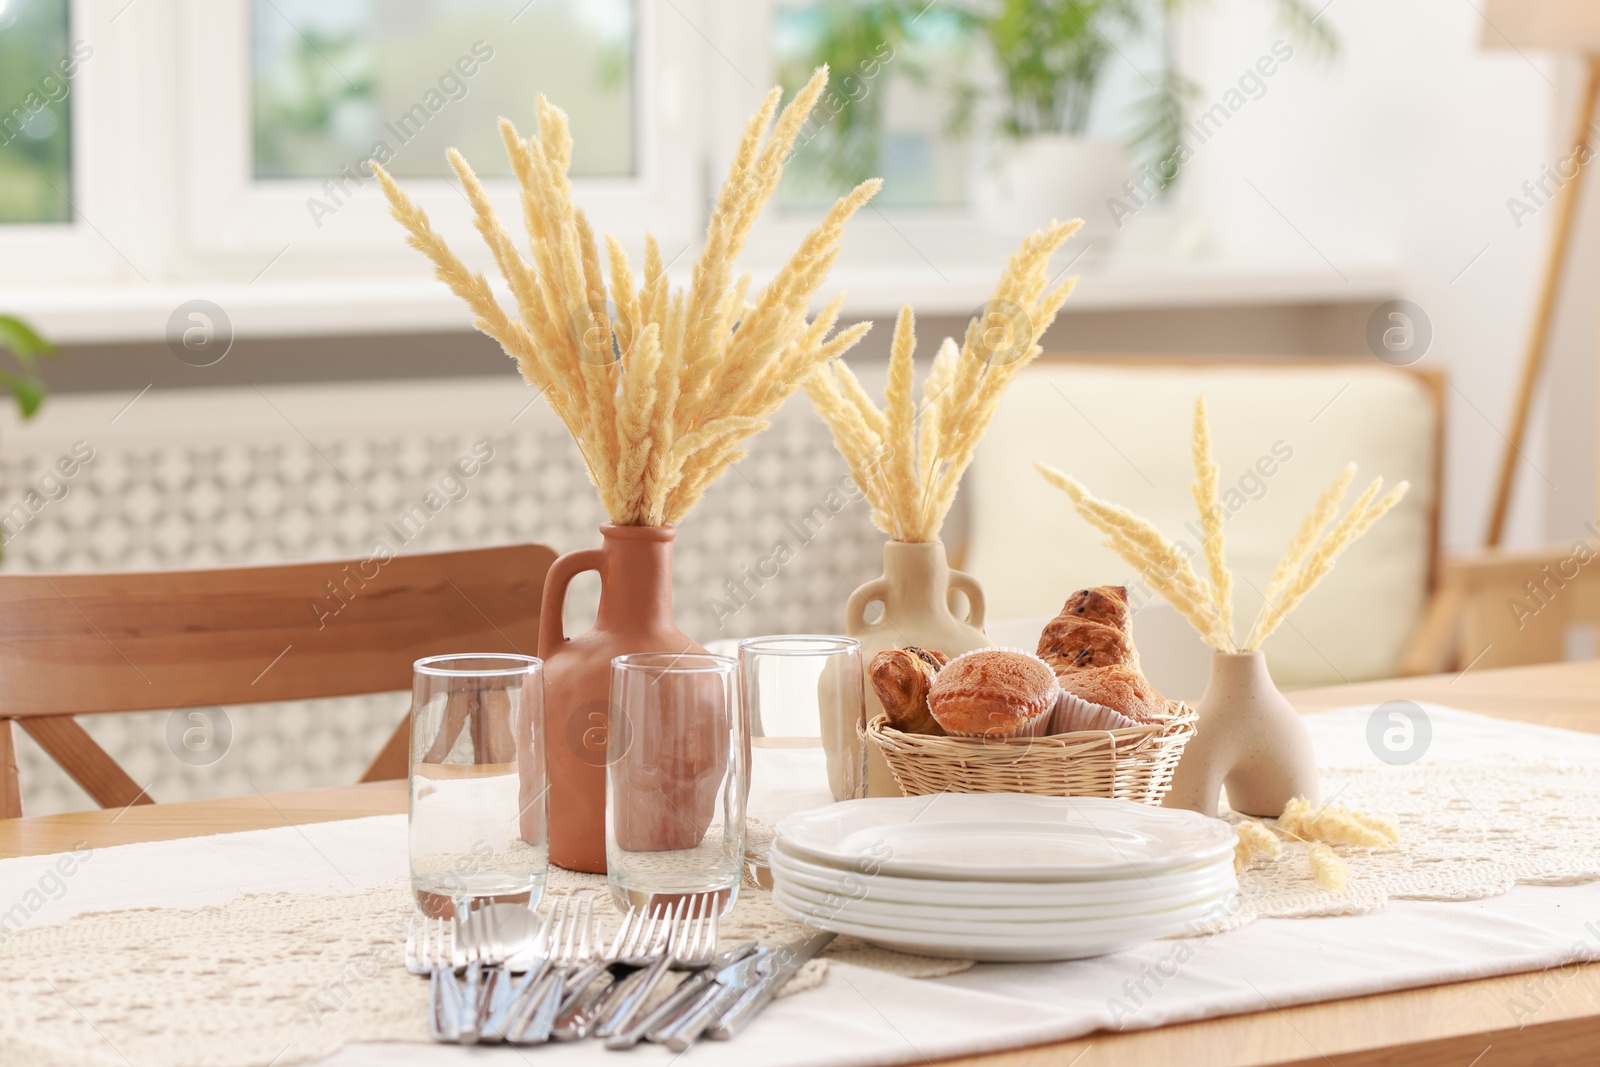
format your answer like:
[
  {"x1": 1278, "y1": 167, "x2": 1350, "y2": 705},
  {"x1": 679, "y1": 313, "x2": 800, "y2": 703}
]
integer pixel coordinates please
[
  {"x1": 250, "y1": 0, "x2": 637, "y2": 181},
  {"x1": 0, "y1": 0, "x2": 1212, "y2": 327},
  {"x1": 773, "y1": 1, "x2": 976, "y2": 210},
  {"x1": 0, "y1": 0, "x2": 76, "y2": 224}
]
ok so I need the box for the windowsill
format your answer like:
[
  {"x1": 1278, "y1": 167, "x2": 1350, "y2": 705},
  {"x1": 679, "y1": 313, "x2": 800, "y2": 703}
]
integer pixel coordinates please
[{"x1": 10, "y1": 252, "x2": 1400, "y2": 345}]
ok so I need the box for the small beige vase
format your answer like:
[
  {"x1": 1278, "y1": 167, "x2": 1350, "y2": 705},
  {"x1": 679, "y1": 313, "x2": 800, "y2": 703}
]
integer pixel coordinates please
[
  {"x1": 845, "y1": 540, "x2": 990, "y2": 797},
  {"x1": 1163, "y1": 651, "x2": 1320, "y2": 818}
]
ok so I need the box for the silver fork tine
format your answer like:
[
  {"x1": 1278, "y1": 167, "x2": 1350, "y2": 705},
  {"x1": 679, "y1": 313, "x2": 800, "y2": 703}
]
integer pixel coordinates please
[
  {"x1": 550, "y1": 902, "x2": 639, "y2": 1042},
  {"x1": 426, "y1": 915, "x2": 464, "y2": 1043},
  {"x1": 597, "y1": 898, "x2": 688, "y2": 1039},
  {"x1": 605, "y1": 895, "x2": 724, "y2": 1050},
  {"x1": 457, "y1": 908, "x2": 484, "y2": 1045},
  {"x1": 509, "y1": 894, "x2": 591, "y2": 1045}
]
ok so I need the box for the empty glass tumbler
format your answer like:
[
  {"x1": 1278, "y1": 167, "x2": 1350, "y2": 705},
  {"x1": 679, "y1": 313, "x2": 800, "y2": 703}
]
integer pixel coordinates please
[
  {"x1": 737, "y1": 635, "x2": 867, "y2": 870},
  {"x1": 605, "y1": 652, "x2": 747, "y2": 910},
  {"x1": 408, "y1": 654, "x2": 547, "y2": 918}
]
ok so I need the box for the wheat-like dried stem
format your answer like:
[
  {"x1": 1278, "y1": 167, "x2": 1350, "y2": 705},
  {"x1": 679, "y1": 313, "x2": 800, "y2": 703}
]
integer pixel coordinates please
[
  {"x1": 1190, "y1": 395, "x2": 1234, "y2": 649},
  {"x1": 1246, "y1": 477, "x2": 1410, "y2": 649},
  {"x1": 805, "y1": 221, "x2": 1082, "y2": 544},
  {"x1": 376, "y1": 69, "x2": 873, "y2": 527},
  {"x1": 1034, "y1": 463, "x2": 1231, "y2": 648}
]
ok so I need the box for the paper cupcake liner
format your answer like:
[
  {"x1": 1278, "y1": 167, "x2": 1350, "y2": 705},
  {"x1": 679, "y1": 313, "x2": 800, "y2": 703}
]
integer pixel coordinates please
[
  {"x1": 1048, "y1": 689, "x2": 1143, "y2": 734},
  {"x1": 936, "y1": 647, "x2": 1060, "y2": 739}
]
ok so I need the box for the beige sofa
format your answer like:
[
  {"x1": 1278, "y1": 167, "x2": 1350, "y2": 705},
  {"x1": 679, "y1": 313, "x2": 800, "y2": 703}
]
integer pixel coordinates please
[{"x1": 966, "y1": 357, "x2": 1443, "y2": 697}]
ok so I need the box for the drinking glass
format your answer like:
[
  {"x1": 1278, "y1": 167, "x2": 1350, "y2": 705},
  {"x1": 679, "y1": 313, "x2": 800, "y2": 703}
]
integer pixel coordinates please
[
  {"x1": 737, "y1": 635, "x2": 867, "y2": 872},
  {"x1": 606, "y1": 653, "x2": 746, "y2": 911},
  {"x1": 408, "y1": 654, "x2": 547, "y2": 919}
]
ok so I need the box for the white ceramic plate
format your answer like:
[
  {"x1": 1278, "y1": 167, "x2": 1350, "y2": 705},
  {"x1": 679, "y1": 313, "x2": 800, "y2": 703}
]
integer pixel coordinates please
[
  {"x1": 770, "y1": 841, "x2": 1237, "y2": 910},
  {"x1": 776, "y1": 794, "x2": 1235, "y2": 882},
  {"x1": 772, "y1": 859, "x2": 1237, "y2": 926},
  {"x1": 773, "y1": 886, "x2": 1239, "y2": 962},
  {"x1": 773, "y1": 882, "x2": 1233, "y2": 938}
]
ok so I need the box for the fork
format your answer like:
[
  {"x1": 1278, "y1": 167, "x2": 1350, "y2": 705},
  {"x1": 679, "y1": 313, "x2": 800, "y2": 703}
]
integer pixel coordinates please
[
  {"x1": 456, "y1": 906, "x2": 494, "y2": 1045},
  {"x1": 504, "y1": 893, "x2": 599, "y2": 1045},
  {"x1": 549, "y1": 904, "x2": 651, "y2": 1042},
  {"x1": 605, "y1": 894, "x2": 723, "y2": 1049},
  {"x1": 594, "y1": 897, "x2": 702, "y2": 1039},
  {"x1": 405, "y1": 914, "x2": 464, "y2": 1043},
  {"x1": 478, "y1": 905, "x2": 552, "y2": 1043},
  {"x1": 585, "y1": 902, "x2": 683, "y2": 1040}
]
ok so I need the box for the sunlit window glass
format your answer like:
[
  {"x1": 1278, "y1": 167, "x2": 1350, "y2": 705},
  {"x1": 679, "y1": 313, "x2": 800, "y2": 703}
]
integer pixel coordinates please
[
  {"x1": 774, "y1": 0, "x2": 976, "y2": 210},
  {"x1": 0, "y1": 0, "x2": 77, "y2": 225},
  {"x1": 251, "y1": 0, "x2": 636, "y2": 181}
]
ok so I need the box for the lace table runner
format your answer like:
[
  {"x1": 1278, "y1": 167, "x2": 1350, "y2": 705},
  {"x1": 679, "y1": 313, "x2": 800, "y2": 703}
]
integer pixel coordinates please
[{"x1": 5, "y1": 752, "x2": 1600, "y2": 1067}]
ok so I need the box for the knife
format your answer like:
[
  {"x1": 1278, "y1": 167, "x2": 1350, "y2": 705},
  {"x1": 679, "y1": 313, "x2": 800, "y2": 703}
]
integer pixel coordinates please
[
  {"x1": 604, "y1": 940, "x2": 759, "y2": 1050},
  {"x1": 707, "y1": 930, "x2": 835, "y2": 1040},
  {"x1": 649, "y1": 946, "x2": 773, "y2": 1052}
]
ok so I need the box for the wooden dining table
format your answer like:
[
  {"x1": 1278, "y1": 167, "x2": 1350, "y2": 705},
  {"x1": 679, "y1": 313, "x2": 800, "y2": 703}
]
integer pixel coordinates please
[{"x1": 3, "y1": 658, "x2": 1597, "y2": 1067}]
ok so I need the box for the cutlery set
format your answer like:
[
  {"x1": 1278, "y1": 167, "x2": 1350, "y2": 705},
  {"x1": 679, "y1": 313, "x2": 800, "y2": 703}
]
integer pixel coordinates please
[{"x1": 404, "y1": 890, "x2": 830, "y2": 1051}]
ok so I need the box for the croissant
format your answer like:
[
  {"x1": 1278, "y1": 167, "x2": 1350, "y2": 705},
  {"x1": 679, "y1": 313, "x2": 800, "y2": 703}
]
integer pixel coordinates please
[
  {"x1": 1038, "y1": 585, "x2": 1138, "y2": 673},
  {"x1": 1038, "y1": 586, "x2": 1167, "y2": 725},
  {"x1": 868, "y1": 646, "x2": 947, "y2": 735}
]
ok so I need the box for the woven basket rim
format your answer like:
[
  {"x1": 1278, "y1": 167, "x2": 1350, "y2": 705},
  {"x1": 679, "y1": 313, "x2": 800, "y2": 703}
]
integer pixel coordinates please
[{"x1": 866, "y1": 700, "x2": 1193, "y2": 749}]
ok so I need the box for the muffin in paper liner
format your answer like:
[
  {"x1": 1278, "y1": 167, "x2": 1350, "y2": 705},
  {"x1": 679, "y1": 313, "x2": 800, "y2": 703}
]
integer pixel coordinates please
[
  {"x1": 1048, "y1": 688, "x2": 1144, "y2": 734},
  {"x1": 931, "y1": 646, "x2": 1060, "y2": 739}
]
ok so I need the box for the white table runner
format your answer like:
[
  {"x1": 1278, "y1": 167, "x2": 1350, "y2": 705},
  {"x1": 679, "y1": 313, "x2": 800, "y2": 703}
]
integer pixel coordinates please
[{"x1": 5, "y1": 704, "x2": 1599, "y2": 1067}]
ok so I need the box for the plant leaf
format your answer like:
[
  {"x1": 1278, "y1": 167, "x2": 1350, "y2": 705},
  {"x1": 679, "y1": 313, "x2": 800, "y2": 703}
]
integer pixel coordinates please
[
  {"x1": 0, "y1": 315, "x2": 55, "y2": 365},
  {"x1": 0, "y1": 369, "x2": 47, "y2": 419}
]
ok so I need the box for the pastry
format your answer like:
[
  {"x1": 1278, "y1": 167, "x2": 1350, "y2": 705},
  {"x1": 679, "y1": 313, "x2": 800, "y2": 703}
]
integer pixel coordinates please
[
  {"x1": 869, "y1": 647, "x2": 948, "y2": 735},
  {"x1": 927, "y1": 648, "x2": 1059, "y2": 738},
  {"x1": 1056, "y1": 666, "x2": 1166, "y2": 726},
  {"x1": 1038, "y1": 586, "x2": 1168, "y2": 727},
  {"x1": 1038, "y1": 585, "x2": 1138, "y2": 672}
]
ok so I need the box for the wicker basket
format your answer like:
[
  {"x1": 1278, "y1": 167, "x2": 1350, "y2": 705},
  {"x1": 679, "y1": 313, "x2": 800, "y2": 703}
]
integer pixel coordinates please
[{"x1": 866, "y1": 701, "x2": 1196, "y2": 806}]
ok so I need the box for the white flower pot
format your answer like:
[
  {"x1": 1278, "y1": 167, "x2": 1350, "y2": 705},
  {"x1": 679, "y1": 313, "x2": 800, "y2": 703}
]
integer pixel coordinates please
[{"x1": 977, "y1": 134, "x2": 1136, "y2": 247}]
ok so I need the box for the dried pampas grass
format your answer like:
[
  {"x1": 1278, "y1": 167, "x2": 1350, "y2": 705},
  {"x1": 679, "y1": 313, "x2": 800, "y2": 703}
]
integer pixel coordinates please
[
  {"x1": 1036, "y1": 394, "x2": 1409, "y2": 652},
  {"x1": 1307, "y1": 842, "x2": 1349, "y2": 890},
  {"x1": 806, "y1": 221, "x2": 1082, "y2": 542},
  {"x1": 1233, "y1": 796, "x2": 1397, "y2": 891},
  {"x1": 1234, "y1": 819, "x2": 1284, "y2": 872},
  {"x1": 374, "y1": 68, "x2": 877, "y2": 526},
  {"x1": 1278, "y1": 796, "x2": 1400, "y2": 849}
]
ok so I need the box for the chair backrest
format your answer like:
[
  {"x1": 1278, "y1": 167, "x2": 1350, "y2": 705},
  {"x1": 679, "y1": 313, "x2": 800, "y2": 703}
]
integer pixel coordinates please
[
  {"x1": 965, "y1": 356, "x2": 1444, "y2": 689},
  {"x1": 0, "y1": 542, "x2": 556, "y2": 818}
]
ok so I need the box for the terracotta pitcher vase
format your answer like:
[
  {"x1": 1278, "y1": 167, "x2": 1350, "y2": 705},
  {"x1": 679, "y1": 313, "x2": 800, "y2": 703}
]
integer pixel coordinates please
[
  {"x1": 538, "y1": 524, "x2": 711, "y2": 873},
  {"x1": 1163, "y1": 651, "x2": 1320, "y2": 818},
  {"x1": 846, "y1": 540, "x2": 990, "y2": 796}
]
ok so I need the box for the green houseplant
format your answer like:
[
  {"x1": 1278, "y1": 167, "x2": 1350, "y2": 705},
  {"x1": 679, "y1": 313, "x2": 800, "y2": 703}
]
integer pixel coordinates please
[
  {"x1": 0, "y1": 315, "x2": 53, "y2": 421},
  {"x1": 786, "y1": 0, "x2": 1334, "y2": 232},
  {"x1": 975, "y1": 0, "x2": 1334, "y2": 240},
  {"x1": 0, "y1": 315, "x2": 55, "y2": 561}
]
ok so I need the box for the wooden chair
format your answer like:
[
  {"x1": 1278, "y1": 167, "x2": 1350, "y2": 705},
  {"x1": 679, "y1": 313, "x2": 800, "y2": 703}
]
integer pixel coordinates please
[
  {"x1": 0, "y1": 543, "x2": 557, "y2": 819},
  {"x1": 1400, "y1": 543, "x2": 1600, "y2": 674}
]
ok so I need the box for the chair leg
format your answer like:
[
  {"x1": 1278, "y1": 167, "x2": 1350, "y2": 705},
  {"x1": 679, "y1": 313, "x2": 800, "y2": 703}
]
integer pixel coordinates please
[
  {"x1": 1398, "y1": 584, "x2": 1463, "y2": 676},
  {"x1": 0, "y1": 719, "x2": 22, "y2": 819},
  {"x1": 360, "y1": 714, "x2": 411, "y2": 782}
]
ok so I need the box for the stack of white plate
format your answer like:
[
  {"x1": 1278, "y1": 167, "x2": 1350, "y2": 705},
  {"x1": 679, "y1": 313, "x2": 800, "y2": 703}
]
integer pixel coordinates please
[{"x1": 770, "y1": 793, "x2": 1238, "y2": 961}]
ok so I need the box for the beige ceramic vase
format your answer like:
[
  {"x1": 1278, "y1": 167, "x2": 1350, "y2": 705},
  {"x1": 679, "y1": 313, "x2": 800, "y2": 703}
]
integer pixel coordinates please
[
  {"x1": 1163, "y1": 651, "x2": 1321, "y2": 818},
  {"x1": 845, "y1": 540, "x2": 990, "y2": 796}
]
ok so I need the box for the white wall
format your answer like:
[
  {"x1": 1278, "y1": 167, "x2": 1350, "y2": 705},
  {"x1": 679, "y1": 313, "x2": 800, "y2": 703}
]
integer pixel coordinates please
[{"x1": 1170, "y1": 0, "x2": 1574, "y2": 550}]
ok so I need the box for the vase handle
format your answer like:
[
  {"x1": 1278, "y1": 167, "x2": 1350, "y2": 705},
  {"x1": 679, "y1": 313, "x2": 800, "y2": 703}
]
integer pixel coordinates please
[
  {"x1": 538, "y1": 547, "x2": 604, "y2": 659},
  {"x1": 948, "y1": 569, "x2": 986, "y2": 629},
  {"x1": 845, "y1": 576, "x2": 890, "y2": 635}
]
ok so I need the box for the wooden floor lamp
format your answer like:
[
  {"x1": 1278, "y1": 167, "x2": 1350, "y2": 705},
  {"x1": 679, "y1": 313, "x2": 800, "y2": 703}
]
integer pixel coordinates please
[
  {"x1": 1399, "y1": 3, "x2": 1600, "y2": 674},
  {"x1": 1483, "y1": 1, "x2": 1600, "y2": 547}
]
